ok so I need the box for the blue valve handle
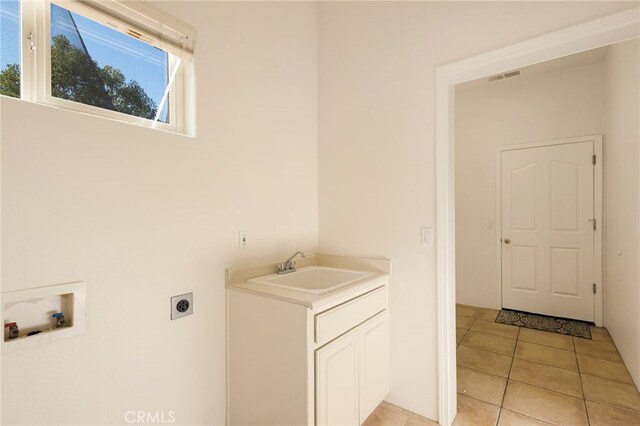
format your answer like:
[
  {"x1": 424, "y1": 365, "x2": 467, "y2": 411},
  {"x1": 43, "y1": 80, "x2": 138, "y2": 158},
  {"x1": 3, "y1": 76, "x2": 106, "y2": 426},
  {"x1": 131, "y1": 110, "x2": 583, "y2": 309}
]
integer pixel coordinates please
[{"x1": 52, "y1": 313, "x2": 64, "y2": 318}]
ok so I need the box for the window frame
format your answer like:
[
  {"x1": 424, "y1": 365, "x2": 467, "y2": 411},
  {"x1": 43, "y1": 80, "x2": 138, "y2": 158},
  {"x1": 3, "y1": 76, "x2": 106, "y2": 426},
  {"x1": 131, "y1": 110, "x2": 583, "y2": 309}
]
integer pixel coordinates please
[{"x1": 14, "y1": 0, "x2": 193, "y2": 135}]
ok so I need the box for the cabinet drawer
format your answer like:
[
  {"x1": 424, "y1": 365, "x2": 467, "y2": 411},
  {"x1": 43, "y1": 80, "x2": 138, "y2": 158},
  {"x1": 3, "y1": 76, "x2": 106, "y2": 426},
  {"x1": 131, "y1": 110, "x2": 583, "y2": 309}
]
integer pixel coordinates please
[{"x1": 315, "y1": 286, "x2": 388, "y2": 346}]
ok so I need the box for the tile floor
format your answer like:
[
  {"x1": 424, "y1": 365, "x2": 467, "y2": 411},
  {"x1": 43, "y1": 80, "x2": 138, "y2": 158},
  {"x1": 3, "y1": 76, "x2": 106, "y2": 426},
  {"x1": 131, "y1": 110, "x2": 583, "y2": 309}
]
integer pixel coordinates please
[{"x1": 363, "y1": 304, "x2": 640, "y2": 426}]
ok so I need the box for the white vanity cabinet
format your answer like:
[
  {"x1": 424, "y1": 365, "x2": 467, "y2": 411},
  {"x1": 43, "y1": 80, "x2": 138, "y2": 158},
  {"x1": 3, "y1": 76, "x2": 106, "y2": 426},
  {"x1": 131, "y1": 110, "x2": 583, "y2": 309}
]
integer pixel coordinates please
[
  {"x1": 316, "y1": 325, "x2": 360, "y2": 426},
  {"x1": 316, "y1": 311, "x2": 389, "y2": 426},
  {"x1": 357, "y1": 311, "x2": 390, "y2": 421},
  {"x1": 226, "y1": 257, "x2": 390, "y2": 426}
]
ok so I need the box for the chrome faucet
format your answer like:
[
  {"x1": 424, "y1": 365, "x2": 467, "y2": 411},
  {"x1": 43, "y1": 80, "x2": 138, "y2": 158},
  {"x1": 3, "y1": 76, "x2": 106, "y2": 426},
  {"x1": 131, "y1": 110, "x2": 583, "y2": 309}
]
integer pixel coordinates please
[{"x1": 278, "y1": 251, "x2": 306, "y2": 274}]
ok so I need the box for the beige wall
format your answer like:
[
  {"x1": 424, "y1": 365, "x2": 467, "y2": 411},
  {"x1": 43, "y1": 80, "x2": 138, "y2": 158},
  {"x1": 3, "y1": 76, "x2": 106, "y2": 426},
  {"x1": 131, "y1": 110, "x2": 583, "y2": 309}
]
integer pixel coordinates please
[
  {"x1": 603, "y1": 38, "x2": 640, "y2": 388},
  {"x1": 317, "y1": 1, "x2": 637, "y2": 420},
  {"x1": 1, "y1": 2, "x2": 318, "y2": 424},
  {"x1": 455, "y1": 60, "x2": 607, "y2": 308}
]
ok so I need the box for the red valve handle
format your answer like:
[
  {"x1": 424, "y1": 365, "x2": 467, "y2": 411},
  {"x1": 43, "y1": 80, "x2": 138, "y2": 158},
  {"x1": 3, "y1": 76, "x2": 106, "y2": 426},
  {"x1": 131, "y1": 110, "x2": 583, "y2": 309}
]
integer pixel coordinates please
[{"x1": 4, "y1": 322, "x2": 17, "y2": 328}]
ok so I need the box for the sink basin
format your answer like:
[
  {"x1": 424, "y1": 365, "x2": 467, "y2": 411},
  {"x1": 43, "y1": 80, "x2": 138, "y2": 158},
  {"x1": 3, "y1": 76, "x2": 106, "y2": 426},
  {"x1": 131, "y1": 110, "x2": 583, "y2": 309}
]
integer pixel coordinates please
[{"x1": 247, "y1": 266, "x2": 375, "y2": 294}]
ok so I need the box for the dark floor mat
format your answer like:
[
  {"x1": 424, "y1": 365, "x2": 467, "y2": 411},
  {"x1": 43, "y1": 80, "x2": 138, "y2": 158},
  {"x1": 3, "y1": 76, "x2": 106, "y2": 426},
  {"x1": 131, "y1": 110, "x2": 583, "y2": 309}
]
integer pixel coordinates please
[{"x1": 496, "y1": 309, "x2": 592, "y2": 339}]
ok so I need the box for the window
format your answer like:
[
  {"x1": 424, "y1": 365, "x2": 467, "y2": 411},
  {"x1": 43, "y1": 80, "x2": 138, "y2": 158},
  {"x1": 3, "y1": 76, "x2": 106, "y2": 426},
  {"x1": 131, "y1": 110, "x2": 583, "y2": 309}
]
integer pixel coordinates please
[
  {"x1": 50, "y1": 3, "x2": 170, "y2": 122},
  {"x1": 0, "y1": 0, "x2": 20, "y2": 98},
  {"x1": 0, "y1": 0, "x2": 195, "y2": 135}
]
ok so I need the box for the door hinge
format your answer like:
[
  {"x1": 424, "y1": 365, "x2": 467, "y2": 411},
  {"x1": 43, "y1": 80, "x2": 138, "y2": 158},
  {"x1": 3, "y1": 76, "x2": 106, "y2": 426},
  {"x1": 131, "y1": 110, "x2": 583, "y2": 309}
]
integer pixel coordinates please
[
  {"x1": 593, "y1": 283, "x2": 597, "y2": 294},
  {"x1": 593, "y1": 155, "x2": 596, "y2": 165}
]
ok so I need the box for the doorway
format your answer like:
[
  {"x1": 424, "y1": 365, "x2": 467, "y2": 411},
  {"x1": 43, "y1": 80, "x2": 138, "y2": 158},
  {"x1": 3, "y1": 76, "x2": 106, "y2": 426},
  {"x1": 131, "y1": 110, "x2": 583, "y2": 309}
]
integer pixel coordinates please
[{"x1": 435, "y1": 8, "x2": 640, "y2": 426}]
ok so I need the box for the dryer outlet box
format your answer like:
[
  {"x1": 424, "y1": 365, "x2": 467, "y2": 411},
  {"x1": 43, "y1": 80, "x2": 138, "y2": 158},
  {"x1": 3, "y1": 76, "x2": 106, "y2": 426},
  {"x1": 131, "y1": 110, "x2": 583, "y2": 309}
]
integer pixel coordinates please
[{"x1": 171, "y1": 293, "x2": 193, "y2": 320}]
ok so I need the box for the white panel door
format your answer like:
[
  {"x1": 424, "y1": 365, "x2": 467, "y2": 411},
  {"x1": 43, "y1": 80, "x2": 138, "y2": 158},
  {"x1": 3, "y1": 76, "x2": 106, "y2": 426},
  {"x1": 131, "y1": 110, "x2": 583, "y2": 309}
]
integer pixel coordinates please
[
  {"x1": 501, "y1": 141, "x2": 595, "y2": 321},
  {"x1": 358, "y1": 312, "x2": 390, "y2": 423},
  {"x1": 316, "y1": 331, "x2": 359, "y2": 426}
]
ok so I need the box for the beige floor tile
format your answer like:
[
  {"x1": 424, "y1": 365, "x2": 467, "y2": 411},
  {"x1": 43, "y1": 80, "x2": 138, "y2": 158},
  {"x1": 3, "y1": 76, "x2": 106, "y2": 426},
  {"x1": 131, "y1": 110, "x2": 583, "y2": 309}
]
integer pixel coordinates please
[
  {"x1": 509, "y1": 358, "x2": 582, "y2": 398},
  {"x1": 453, "y1": 394, "x2": 500, "y2": 426},
  {"x1": 589, "y1": 326, "x2": 612, "y2": 342},
  {"x1": 581, "y1": 374, "x2": 640, "y2": 414},
  {"x1": 518, "y1": 328, "x2": 573, "y2": 351},
  {"x1": 457, "y1": 304, "x2": 480, "y2": 318},
  {"x1": 362, "y1": 401, "x2": 411, "y2": 426},
  {"x1": 497, "y1": 409, "x2": 551, "y2": 426},
  {"x1": 457, "y1": 315, "x2": 474, "y2": 330},
  {"x1": 477, "y1": 308, "x2": 499, "y2": 322},
  {"x1": 471, "y1": 319, "x2": 519, "y2": 340},
  {"x1": 586, "y1": 400, "x2": 640, "y2": 426},
  {"x1": 405, "y1": 412, "x2": 439, "y2": 426},
  {"x1": 502, "y1": 380, "x2": 588, "y2": 425},
  {"x1": 457, "y1": 366, "x2": 507, "y2": 406},
  {"x1": 457, "y1": 345, "x2": 512, "y2": 378},
  {"x1": 577, "y1": 353, "x2": 633, "y2": 384},
  {"x1": 573, "y1": 337, "x2": 622, "y2": 362},
  {"x1": 461, "y1": 331, "x2": 517, "y2": 357},
  {"x1": 514, "y1": 341, "x2": 577, "y2": 371}
]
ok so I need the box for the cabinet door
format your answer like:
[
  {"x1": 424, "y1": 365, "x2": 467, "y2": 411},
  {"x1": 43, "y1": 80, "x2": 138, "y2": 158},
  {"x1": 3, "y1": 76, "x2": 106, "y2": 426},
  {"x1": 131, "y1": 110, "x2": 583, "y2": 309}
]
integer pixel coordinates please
[
  {"x1": 316, "y1": 331, "x2": 359, "y2": 426},
  {"x1": 358, "y1": 312, "x2": 390, "y2": 423}
]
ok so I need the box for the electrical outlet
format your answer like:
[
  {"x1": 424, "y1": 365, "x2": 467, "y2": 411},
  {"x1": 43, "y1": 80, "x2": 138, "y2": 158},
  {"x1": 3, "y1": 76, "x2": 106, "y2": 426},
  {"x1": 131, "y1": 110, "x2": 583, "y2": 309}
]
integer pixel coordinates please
[
  {"x1": 171, "y1": 293, "x2": 193, "y2": 320},
  {"x1": 238, "y1": 230, "x2": 248, "y2": 250}
]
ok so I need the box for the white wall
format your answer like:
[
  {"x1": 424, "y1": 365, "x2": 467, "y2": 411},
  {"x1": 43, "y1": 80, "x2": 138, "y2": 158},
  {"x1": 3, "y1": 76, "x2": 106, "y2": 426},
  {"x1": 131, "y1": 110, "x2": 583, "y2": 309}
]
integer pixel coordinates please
[
  {"x1": 0, "y1": 2, "x2": 318, "y2": 424},
  {"x1": 455, "y1": 59, "x2": 606, "y2": 308},
  {"x1": 317, "y1": 1, "x2": 637, "y2": 420},
  {"x1": 603, "y1": 38, "x2": 640, "y2": 388}
]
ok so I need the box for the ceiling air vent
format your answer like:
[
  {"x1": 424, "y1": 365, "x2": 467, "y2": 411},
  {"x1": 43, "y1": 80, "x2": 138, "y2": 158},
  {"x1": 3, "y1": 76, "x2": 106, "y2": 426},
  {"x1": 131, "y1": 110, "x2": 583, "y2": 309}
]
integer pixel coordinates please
[{"x1": 488, "y1": 70, "x2": 521, "y2": 82}]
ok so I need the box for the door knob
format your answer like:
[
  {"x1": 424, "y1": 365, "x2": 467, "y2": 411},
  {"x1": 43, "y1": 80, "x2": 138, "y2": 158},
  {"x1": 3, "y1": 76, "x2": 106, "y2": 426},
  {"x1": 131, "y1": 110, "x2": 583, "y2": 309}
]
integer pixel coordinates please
[{"x1": 504, "y1": 238, "x2": 511, "y2": 244}]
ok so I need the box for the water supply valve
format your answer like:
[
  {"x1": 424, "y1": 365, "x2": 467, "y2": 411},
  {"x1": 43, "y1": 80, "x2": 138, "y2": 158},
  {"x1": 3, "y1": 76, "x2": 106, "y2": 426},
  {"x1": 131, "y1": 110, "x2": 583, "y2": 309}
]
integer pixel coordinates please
[
  {"x1": 52, "y1": 313, "x2": 66, "y2": 328},
  {"x1": 4, "y1": 322, "x2": 19, "y2": 339}
]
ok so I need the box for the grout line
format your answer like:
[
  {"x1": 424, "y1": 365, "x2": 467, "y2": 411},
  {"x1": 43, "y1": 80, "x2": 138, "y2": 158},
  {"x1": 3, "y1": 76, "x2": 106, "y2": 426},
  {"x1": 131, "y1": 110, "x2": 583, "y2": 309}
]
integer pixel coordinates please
[
  {"x1": 502, "y1": 350, "x2": 516, "y2": 403},
  {"x1": 517, "y1": 337, "x2": 575, "y2": 352},
  {"x1": 499, "y1": 408, "x2": 555, "y2": 425},
  {"x1": 581, "y1": 374, "x2": 637, "y2": 386},
  {"x1": 576, "y1": 355, "x2": 636, "y2": 385},
  {"x1": 456, "y1": 321, "x2": 473, "y2": 347},
  {"x1": 596, "y1": 334, "x2": 640, "y2": 394},
  {"x1": 580, "y1": 371, "x2": 640, "y2": 395},
  {"x1": 458, "y1": 343, "x2": 513, "y2": 358},
  {"x1": 512, "y1": 352, "x2": 579, "y2": 373},
  {"x1": 495, "y1": 328, "x2": 519, "y2": 425},
  {"x1": 507, "y1": 377, "x2": 584, "y2": 400},
  {"x1": 456, "y1": 392, "x2": 502, "y2": 409},
  {"x1": 457, "y1": 364, "x2": 509, "y2": 380},
  {"x1": 400, "y1": 412, "x2": 411, "y2": 426},
  {"x1": 581, "y1": 397, "x2": 640, "y2": 416},
  {"x1": 463, "y1": 328, "x2": 519, "y2": 341},
  {"x1": 573, "y1": 336, "x2": 591, "y2": 425},
  {"x1": 458, "y1": 340, "x2": 515, "y2": 358}
]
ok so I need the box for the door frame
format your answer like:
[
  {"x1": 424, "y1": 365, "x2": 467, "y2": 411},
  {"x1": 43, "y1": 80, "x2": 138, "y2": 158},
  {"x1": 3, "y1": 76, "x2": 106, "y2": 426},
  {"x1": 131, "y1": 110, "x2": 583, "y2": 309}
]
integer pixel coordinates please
[
  {"x1": 435, "y1": 8, "x2": 639, "y2": 426},
  {"x1": 494, "y1": 136, "x2": 603, "y2": 325}
]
